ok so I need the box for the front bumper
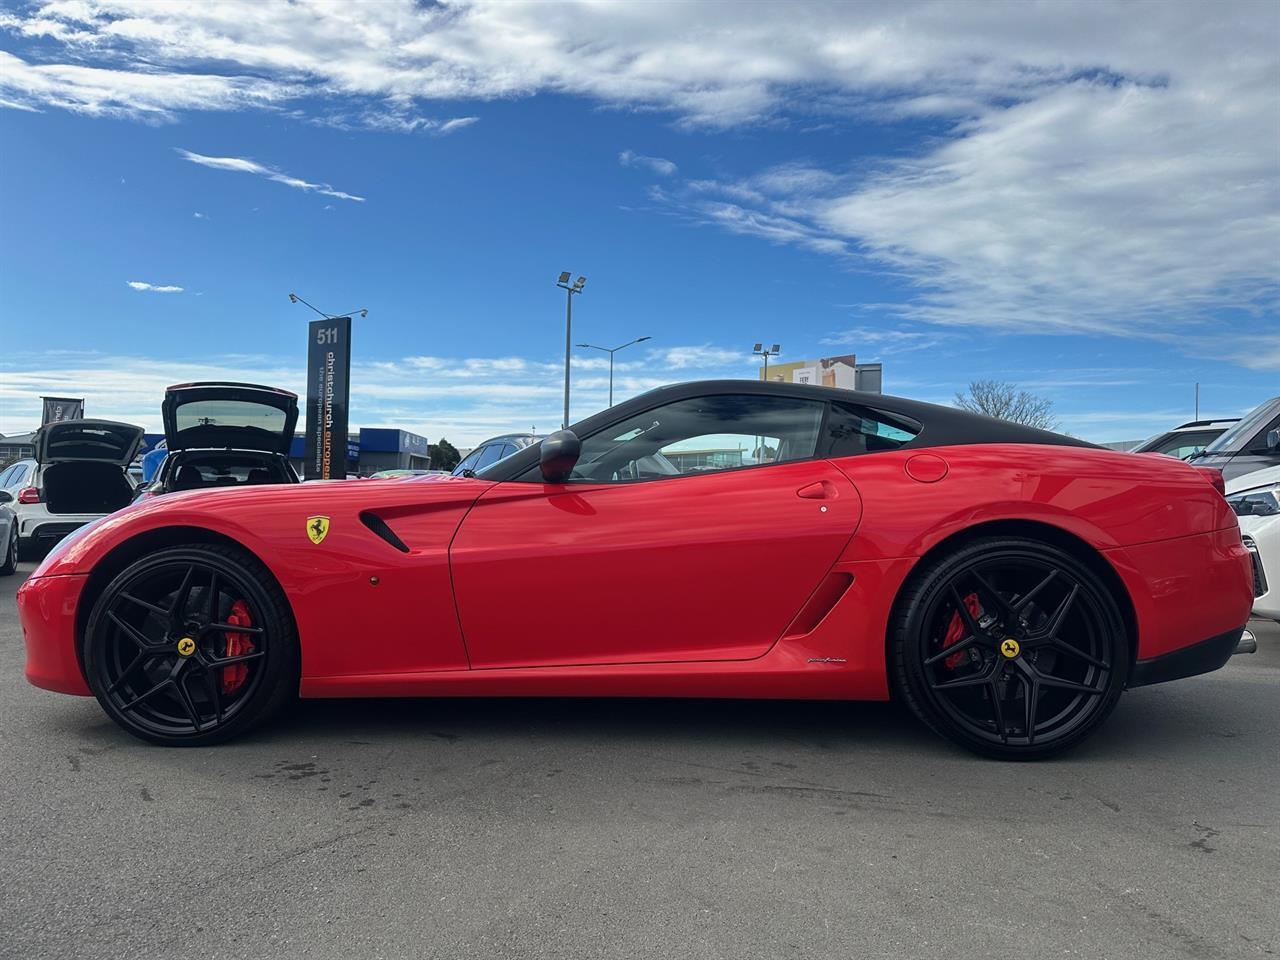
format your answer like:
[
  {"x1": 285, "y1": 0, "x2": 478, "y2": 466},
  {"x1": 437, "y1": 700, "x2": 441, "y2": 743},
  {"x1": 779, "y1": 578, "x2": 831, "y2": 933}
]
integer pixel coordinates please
[{"x1": 16, "y1": 573, "x2": 93, "y2": 696}]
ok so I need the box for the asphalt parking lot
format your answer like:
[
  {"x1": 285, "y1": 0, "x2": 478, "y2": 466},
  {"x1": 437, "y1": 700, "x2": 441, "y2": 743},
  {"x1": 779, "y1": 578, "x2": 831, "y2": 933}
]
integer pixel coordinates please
[{"x1": 1, "y1": 561, "x2": 1276, "y2": 960}]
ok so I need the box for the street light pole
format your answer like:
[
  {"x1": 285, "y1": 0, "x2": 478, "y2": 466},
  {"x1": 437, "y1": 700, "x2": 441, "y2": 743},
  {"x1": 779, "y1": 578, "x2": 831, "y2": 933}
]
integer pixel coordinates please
[
  {"x1": 576, "y1": 336, "x2": 652, "y2": 407},
  {"x1": 556, "y1": 272, "x2": 587, "y2": 428},
  {"x1": 753, "y1": 342, "x2": 781, "y2": 381}
]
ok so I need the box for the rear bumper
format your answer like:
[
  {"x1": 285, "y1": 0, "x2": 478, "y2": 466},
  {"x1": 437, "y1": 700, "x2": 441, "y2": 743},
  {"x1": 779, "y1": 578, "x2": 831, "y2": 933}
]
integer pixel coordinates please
[
  {"x1": 22, "y1": 521, "x2": 91, "y2": 549},
  {"x1": 1129, "y1": 626, "x2": 1245, "y2": 688},
  {"x1": 16, "y1": 573, "x2": 93, "y2": 696}
]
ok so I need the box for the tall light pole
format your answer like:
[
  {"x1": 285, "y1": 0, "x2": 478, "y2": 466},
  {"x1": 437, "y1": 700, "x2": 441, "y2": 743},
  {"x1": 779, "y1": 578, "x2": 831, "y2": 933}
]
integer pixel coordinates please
[
  {"x1": 577, "y1": 336, "x2": 651, "y2": 407},
  {"x1": 753, "y1": 342, "x2": 781, "y2": 380},
  {"x1": 556, "y1": 272, "x2": 586, "y2": 428}
]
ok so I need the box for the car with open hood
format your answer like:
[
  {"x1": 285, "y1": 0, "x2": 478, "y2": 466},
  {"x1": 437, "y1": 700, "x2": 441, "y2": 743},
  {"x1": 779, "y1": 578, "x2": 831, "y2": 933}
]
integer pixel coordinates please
[
  {"x1": 145, "y1": 382, "x2": 300, "y2": 495},
  {"x1": 0, "y1": 419, "x2": 144, "y2": 558}
]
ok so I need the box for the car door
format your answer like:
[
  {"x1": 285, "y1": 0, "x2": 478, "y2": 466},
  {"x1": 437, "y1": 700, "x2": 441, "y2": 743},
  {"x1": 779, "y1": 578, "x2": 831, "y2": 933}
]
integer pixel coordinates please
[{"x1": 449, "y1": 393, "x2": 862, "y2": 668}]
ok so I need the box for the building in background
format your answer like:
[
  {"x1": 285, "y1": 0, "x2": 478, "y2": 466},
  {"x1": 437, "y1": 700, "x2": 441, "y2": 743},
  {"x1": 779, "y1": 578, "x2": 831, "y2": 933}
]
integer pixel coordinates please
[
  {"x1": 0, "y1": 432, "x2": 37, "y2": 465},
  {"x1": 758, "y1": 354, "x2": 883, "y2": 393}
]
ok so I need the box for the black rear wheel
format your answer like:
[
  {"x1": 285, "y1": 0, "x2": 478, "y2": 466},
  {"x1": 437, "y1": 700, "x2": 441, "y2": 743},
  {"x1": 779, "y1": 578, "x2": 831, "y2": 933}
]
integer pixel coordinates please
[
  {"x1": 84, "y1": 543, "x2": 298, "y2": 746},
  {"x1": 893, "y1": 537, "x2": 1128, "y2": 760},
  {"x1": 0, "y1": 526, "x2": 16, "y2": 575}
]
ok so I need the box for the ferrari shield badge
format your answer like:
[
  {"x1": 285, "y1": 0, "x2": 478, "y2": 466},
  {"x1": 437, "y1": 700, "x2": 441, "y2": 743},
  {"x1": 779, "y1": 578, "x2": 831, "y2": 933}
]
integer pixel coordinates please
[
  {"x1": 306, "y1": 516, "x2": 331, "y2": 545},
  {"x1": 1000, "y1": 638, "x2": 1021, "y2": 659}
]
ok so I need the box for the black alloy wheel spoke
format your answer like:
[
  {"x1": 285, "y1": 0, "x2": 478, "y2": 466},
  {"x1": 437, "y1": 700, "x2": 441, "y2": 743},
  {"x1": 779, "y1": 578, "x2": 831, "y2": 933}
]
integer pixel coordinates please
[
  {"x1": 970, "y1": 569, "x2": 1013, "y2": 619},
  {"x1": 119, "y1": 678, "x2": 172, "y2": 713},
  {"x1": 196, "y1": 664, "x2": 224, "y2": 725},
  {"x1": 1037, "y1": 675, "x2": 1104, "y2": 696},
  {"x1": 1049, "y1": 637, "x2": 1109, "y2": 670},
  {"x1": 107, "y1": 610, "x2": 158, "y2": 651},
  {"x1": 169, "y1": 565, "x2": 197, "y2": 626},
  {"x1": 924, "y1": 634, "x2": 977, "y2": 666},
  {"x1": 987, "y1": 674, "x2": 1009, "y2": 743},
  {"x1": 105, "y1": 651, "x2": 151, "y2": 695},
  {"x1": 1041, "y1": 583, "x2": 1080, "y2": 640},
  {"x1": 205, "y1": 569, "x2": 219, "y2": 622},
  {"x1": 207, "y1": 651, "x2": 265, "y2": 668},
  {"x1": 947, "y1": 585, "x2": 984, "y2": 637},
  {"x1": 206, "y1": 622, "x2": 266, "y2": 637},
  {"x1": 1012, "y1": 569, "x2": 1058, "y2": 616},
  {"x1": 172, "y1": 672, "x2": 204, "y2": 731},
  {"x1": 117, "y1": 592, "x2": 169, "y2": 617},
  {"x1": 931, "y1": 663, "x2": 998, "y2": 691},
  {"x1": 1021, "y1": 673, "x2": 1040, "y2": 745}
]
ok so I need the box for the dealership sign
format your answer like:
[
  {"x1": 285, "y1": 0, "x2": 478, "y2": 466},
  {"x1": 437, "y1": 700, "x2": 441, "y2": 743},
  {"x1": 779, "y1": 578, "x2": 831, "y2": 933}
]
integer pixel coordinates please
[
  {"x1": 41, "y1": 396, "x2": 84, "y2": 424},
  {"x1": 304, "y1": 316, "x2": 352, "y2": 480}
]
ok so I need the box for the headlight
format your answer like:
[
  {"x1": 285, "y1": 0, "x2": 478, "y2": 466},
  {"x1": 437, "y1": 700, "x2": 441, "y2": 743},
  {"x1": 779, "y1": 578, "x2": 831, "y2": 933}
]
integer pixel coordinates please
[{"x1": 1226, "y1": 483, "x2": 1280, "y2": 518}]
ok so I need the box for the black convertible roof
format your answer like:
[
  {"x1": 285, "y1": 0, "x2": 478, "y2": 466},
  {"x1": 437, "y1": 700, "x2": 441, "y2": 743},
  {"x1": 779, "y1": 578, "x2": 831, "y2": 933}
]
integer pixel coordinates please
[{"x1": 484, "y1": 379, "x2": 1096, "y2": 481}]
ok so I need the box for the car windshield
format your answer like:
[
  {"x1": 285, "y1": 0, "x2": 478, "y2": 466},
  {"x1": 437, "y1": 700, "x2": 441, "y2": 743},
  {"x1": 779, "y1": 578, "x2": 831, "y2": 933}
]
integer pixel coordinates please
[{"x1": 1198, "y1": 398, "x2": 1279, "y2": 455}]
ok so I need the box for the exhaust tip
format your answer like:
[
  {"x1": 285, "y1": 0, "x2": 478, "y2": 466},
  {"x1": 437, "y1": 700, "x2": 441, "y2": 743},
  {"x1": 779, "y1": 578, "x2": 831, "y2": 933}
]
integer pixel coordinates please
[{"x1": 1235, "y1": 629, "x2": 1257, "y2": 655}]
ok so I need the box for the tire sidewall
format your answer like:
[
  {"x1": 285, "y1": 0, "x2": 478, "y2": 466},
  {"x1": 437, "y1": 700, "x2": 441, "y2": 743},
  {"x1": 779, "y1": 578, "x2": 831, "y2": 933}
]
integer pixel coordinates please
[
  {"x1": 895, "y1": 538, "x2": 1129, "y2": 760},
  {"x1": 84, "y1": 544, "x2": 297, "y2": 746}
]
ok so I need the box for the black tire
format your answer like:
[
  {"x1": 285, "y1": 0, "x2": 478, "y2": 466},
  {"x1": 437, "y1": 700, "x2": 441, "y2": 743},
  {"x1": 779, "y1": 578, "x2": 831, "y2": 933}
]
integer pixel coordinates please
[
  {"x1": 83, "y1": 543, "x2": 298, "y2": 746},
  {"x1": 892, "y1": 536, "x2": 1128, "y2": 760},
  {"x1": 0, "y1": 526, "x2": 17, "y2": 576}
]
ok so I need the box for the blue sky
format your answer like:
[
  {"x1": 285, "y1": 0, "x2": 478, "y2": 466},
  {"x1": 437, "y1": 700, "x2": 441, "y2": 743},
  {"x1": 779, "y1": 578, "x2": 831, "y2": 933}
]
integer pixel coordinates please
[{"x1": 1, "y1": 0, "x2": 1276, "y2": 445}]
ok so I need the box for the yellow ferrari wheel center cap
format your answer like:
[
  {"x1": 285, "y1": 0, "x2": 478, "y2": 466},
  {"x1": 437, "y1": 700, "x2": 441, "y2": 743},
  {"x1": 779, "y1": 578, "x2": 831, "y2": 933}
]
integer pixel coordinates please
[
  {"x1": 176, "y1": 637, "x2": 196, "y2": 657},
  {"x1": 1000, "y1": 638, "x2": 1021, "y2": 659}
]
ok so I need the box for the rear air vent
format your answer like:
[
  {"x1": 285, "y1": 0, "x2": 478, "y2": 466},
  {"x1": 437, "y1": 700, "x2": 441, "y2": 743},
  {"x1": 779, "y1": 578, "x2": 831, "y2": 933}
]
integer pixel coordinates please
[{"x1": 360, "y1": 512, "x2": 410, "y2": 553}]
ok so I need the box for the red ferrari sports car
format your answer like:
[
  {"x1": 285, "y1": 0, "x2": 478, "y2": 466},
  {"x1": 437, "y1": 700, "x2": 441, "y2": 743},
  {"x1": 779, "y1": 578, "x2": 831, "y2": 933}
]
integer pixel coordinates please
[{"x1": 18, "y1": 380, "x2": 1254, "y2": 759}]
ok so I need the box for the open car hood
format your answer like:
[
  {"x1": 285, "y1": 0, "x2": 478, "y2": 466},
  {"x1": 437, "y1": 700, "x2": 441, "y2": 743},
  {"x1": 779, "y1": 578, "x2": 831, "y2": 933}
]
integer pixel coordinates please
[
  {"x1": 36, "y1": 419, "x2": 144, "y2": 465},
  {"x1": 162, "y1": 381, "x2": 299, "y2": 454}
]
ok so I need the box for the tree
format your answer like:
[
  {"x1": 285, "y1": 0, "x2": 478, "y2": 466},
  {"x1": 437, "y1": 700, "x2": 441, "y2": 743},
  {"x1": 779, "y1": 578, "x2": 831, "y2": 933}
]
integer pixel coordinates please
[
  {"x1": 428, "y1": 438, "x2": 461, "y2": 471},
  {"x1": 954, "y1": 379, "x2": 1059, "y2": 431}
]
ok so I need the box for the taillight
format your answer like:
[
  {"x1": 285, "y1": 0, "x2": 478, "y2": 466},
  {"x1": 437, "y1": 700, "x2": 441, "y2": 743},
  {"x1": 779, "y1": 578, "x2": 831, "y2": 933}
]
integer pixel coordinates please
[
  {"x1": 17, "y1": 487, "x2": 41, "y2": 504},
  {"x1": 1193, "y1": 467, "x2": 1226, "y2": 496}
]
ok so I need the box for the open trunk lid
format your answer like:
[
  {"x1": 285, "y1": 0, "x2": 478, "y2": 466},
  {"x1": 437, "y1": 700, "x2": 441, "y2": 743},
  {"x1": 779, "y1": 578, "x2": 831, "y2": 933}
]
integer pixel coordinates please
[
  {"x1": 162, "y1": 381, "x2": 299, "y2": 454},
  {"x1": 35, "y1": 419, "x2": 144, "y2": 465}
]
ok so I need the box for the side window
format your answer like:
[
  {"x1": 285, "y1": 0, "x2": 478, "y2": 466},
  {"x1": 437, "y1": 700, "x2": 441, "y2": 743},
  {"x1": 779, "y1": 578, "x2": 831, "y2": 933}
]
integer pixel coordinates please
[
  {"x1": 1158, "y1": 432, "x2": 1216, "y2": 460},
  {"x1": 453, "y1": 449, "x2": 483, "y2": 475},
  {"x1": 823, "y1": 403, "x2": 920, "y2": 457},
  {"x1": 0, "y1": 466, "x2": 13, "y2": 488},
  {"x1": 9, "y1": 464, "x2": 31, "y2": 488},
  {"x1": 567, "y1": 394, "x2": 826, "y2": 482},
  {"x1": 473, "y1": 443, "x2": 506, "y2": 472}
]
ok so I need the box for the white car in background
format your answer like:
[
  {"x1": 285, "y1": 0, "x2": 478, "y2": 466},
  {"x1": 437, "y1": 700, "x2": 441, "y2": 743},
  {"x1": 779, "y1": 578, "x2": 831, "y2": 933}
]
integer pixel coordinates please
[
  {"x1": 0, "y1": 491, "x2": 17, "y2": 575},
  {"x1": 1226, "y1": 464, "x2": 1280, "y2": 627}
]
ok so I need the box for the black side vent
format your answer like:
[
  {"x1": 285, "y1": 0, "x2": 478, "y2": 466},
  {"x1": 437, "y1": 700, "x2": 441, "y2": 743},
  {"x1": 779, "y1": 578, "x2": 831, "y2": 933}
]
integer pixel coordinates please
[{"x1": 360, "y1": 512, "x2": 410, "y2": 553}]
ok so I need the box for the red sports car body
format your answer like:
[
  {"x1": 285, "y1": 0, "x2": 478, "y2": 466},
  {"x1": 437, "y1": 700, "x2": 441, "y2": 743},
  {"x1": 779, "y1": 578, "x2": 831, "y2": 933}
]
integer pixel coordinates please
[{"x1": 17, "y1": 381, "x2": 1254, "y2": 758}]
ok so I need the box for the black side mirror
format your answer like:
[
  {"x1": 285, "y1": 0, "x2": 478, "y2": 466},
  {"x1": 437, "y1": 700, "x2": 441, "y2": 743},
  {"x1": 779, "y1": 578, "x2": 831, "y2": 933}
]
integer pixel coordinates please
[
  {"x1": 0, "y1": 490, "x2": 11, "y2": 504},
  {"x1": 1267, "y1": 428, "x2": 1280, "y2": 452},
  {"x1": 539, "y1": 430, "x2": 581, "y2": 483}
]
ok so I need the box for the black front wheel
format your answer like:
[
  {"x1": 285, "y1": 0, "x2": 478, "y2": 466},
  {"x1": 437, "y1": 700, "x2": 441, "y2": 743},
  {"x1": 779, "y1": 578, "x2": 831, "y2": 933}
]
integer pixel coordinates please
[
  {"x1": 892, "y1": 537, "x2": 1128, "y2": 760},
  {"x1": 83, "y1": 543, "x2": 298, "y2": 746}
]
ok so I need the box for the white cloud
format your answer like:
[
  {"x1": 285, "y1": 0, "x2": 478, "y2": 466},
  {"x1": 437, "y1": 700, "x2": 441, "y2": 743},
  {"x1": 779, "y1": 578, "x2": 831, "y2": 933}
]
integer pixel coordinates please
[
  {"x1": 126, "y1": 280, "x2": 183, "y2": 293},
  {"x1": 0, "y1": 345, "x2": 756, "y2": 443},
  {"x1": 192, "y1": 211, "x2": 206, "y2": 219},
  {"x1": 436, "y1": 116, "x2": 479, "y2": 135},
  {"x1": 1, "y1": 1, "x2": 1266, "y2": 128},
  {"x1": 175, "y1": 149, "x2": 365, "y2": 202},
  {"x1": 619, "y1": 150, "x2": 677, "y2": 176}
]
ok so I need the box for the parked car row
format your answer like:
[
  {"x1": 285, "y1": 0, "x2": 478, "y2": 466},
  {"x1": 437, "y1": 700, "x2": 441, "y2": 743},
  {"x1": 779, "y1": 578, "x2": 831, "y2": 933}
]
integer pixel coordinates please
[{"x1": 0, "y1": 382, "x2": 299, "y2": 563}]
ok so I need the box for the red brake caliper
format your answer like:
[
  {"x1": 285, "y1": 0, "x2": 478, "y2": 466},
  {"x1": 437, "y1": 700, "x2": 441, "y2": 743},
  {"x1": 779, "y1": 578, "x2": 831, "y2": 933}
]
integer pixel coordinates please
[
  {"x1": 941, "y1": 592, "x2": 982, "y2": 670},
  {"x1": 221, "y1": 599, "x2": 254, "y2": 695}
]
